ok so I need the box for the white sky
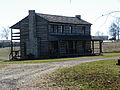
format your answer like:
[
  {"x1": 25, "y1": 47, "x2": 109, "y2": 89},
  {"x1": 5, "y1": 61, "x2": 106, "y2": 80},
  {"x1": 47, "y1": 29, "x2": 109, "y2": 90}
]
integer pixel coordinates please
[{"x1": 0, "y1": 0, "x2": 120, "y2": 39}]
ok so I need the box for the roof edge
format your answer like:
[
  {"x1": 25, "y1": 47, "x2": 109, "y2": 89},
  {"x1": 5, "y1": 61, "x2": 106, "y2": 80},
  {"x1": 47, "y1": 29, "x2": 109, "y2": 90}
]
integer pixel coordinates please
[{"x1": 10, "y1": 16, "x2": 28, "y2": 29}]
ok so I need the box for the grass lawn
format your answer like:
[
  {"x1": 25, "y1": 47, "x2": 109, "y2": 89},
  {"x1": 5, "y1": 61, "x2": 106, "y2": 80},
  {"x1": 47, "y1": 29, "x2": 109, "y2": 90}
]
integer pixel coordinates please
[
  {"x1": 47, "y1": 59, "x2": 120, "y2": 89},
  {"x1": 0, "y1": 53, "x2": 120, "y2": 64},
  {"x1": 102, "y1": 41, "x2": 120, "y2": 53},
  {"x1": 0, "y1": 47, "x2": 10, "y2": 60}
]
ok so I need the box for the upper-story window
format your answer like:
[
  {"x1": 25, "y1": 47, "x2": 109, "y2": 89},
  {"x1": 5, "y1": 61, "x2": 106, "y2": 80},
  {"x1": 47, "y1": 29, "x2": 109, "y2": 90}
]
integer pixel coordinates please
[
  {"x1": 50, "y1": 24, "x2": 65, "y2": 33},
  {"x1": 59, "y1": 25, "x2": 64, "y2": 33},
  {"x1": 50, "y1": 24, "x2": 58, "y2": 33},
  {"x1": 49, "y1": 24, "x2": 89, "y2": 35},
  {"x1": 69, "y1": 26, "x2": 72, "y2": 33},
  {"x1": 53, "y1": 25, "x2": 58, "y2": 33}
]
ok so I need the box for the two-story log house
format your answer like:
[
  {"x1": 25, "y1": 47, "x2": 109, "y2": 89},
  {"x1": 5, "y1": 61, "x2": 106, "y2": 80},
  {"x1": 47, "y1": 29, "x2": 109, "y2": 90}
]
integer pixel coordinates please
[{"x1": 10, "y1": 10, "x2": 102, "y2": 60}]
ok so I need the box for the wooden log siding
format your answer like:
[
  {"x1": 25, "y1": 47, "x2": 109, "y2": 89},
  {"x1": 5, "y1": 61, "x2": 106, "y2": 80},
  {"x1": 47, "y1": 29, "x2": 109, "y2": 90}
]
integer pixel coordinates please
[
  {"x1": 75, "y1": 26, "x2": 81, "y2": 34},
  {"x1": 85, "y1": 41, "x2": 91, "y2": 52},
  {"x1": 35, "y1": 16, "x2": 49, "y2": 57},
  {"x1": 36, "y1": 15, "x2": 48, "y2": 39},
  {"x1": 85, "y1": 26, "x2": 90, "y2": 35},
  {"x1": 20, "y1": 42, "x2": 26, "y2": 58},
  {"x1": 59, "y1": 41, "x2": 67, "y2": 54},
  {"x1": 40, "y1": 41, "x2": 49, "y2": 57},
  {"x1": 76, "y1": 41, "x2": 84, "y2": 54},
  {"x1": 20, "y1": 22, "x2": 29, "y2": 58}
]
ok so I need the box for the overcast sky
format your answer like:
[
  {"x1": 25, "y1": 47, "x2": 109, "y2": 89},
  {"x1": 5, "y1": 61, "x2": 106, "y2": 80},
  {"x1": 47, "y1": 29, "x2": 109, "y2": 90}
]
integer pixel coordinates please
[{"x1": 0, "y1": 0, "x2": 120, "y2": 39}]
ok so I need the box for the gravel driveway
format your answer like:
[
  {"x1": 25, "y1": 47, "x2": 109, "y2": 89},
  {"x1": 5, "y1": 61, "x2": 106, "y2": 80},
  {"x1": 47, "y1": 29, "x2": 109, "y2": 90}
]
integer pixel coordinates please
[{"x1": 0, "y1": 57, "x2": 119, "y2": 90}]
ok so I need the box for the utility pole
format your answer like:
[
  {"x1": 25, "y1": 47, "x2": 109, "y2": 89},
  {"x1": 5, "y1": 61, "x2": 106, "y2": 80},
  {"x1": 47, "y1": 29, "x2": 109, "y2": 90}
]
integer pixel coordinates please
[
  {"x1": 116, "y1": 17, "x2": 120, "y2": 40},
  {"x1": 118, "y1": 18, "x2": 120, "y2": 40}
]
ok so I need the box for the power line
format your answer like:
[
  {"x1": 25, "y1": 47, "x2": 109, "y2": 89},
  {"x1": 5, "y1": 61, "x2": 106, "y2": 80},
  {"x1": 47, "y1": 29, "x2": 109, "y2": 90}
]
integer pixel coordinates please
[
  {"x1": 95, "y1": 11, "x2": 120, "y2": 29},
  {"x1": 101, "y1": 11, "x2": 120, "y2": 17},
  {"x1": 96, "y1": 11, "x2": 120, "y2": 21}
]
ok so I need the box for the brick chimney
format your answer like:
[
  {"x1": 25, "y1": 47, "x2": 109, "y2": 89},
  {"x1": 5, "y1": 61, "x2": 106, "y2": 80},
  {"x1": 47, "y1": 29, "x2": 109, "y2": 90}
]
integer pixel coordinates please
[{"x1": 75, "y1": 15, "x2": 81, "y2": 20}]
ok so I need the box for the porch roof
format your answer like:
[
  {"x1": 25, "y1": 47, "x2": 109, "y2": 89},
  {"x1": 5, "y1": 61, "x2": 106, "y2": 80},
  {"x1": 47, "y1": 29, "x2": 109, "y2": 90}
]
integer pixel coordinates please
[{"x1": 48, "y1": 35, "x2": 102, "y2": 41}]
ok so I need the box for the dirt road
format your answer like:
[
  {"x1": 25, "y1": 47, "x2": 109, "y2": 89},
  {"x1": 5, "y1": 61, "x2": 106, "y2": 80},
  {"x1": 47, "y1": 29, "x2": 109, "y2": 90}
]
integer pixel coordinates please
[{"x1": 0, "y1": 57, "x2": 119, "y2": 90}]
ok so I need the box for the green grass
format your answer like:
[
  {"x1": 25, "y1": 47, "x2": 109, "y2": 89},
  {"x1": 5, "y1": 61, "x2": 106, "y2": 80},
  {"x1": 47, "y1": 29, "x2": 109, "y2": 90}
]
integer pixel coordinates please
[
  {"x1": 0, "y1": 47, "x2": 10, "y2": 60},
  {"x1": 0, "y1": 53, "x2": 120, "y2": 64},
  {"x1": 103, "y1": 41, "x2": 120, "y2": 53},
  {"x1": 0, "y1": 47, "x2": 20, "y2": 60},
  {"x1": 48, "y1": 59, "x2": 120, "y2": 89}
]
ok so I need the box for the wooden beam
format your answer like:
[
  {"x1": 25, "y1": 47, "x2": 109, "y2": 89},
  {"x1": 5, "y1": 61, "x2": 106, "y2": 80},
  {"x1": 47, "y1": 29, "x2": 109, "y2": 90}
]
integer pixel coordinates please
[
  {"x1": 12, "y1": 39, "x2": 20, "y2": 40},
  {"x1": 58, "y1": 40, "x2": 60, "y2": 57},
  {"x1": 92, "y1": 41, "x2": 94, "y2": 54},
  {"x1": 10, "y1": 28, "x2": 13, "y2": 60},
  {"x1": 12, "y1": 36, "x2": 20, "y2": 37},
  {"x1": 99, "y1": 41, "x2": 102, "y2": 53},
  {"x1": 82, "y1": 41, "x2": 86, "y2": 55}
]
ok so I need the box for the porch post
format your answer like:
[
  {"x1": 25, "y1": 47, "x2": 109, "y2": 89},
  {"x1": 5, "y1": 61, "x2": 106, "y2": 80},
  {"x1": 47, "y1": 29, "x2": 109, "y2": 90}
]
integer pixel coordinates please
[
  {"x1": 58, "y1": 40, "x2": 60, "y2": 57},
  {"x1": 73, "y1": 41, "x2": 76, "y2": 53},
  {"x1": 92, "y1": 41, "x2": 94, "y2": 54},
  {"x1": 66, "y1": 41, "x2": 69, "y2": 54},
  {"x1": 99, "y1": 41, "x2": 102, "y2": 54},
  {"x1": 11, "y1": 28, "x2": 13, "y2": 59}
]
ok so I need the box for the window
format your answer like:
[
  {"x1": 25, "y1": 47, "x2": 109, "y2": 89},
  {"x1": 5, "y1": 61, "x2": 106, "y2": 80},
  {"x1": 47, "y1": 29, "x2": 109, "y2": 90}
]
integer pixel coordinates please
[
  {"x1": 50, "y1": 24, "x2": 58, "y2": 33},
  {"x1": 54, "y1": 25, "x2": 58, "y2": 33},
  {"x1": 69, "y1": 26, "x2": 72, "y2": 33},
  {"x1": 62, "y1": 25, "x2": 64, "y2": 33},
  {"x1": 59, "y1": 25, "x2": 63, "y2": 33}
]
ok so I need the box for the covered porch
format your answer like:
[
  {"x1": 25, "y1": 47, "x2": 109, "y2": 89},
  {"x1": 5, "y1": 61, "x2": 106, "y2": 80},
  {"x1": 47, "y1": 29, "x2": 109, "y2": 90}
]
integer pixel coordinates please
[
  {"x1": 49, "y1": 39, "x2": 102, "y2": 57},
  {"x1": 9, "y1": 27, "x2": 21, "y2": 60}
]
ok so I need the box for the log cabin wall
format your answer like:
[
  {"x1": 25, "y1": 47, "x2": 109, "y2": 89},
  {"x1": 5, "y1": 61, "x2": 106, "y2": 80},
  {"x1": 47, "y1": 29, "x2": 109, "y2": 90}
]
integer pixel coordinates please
[
  {"x1": 20, "y1": 17, "x2": 29, "y2": 59},
  {"x1": 36, "y1": 15, "x2": 49, "y2": 58}
]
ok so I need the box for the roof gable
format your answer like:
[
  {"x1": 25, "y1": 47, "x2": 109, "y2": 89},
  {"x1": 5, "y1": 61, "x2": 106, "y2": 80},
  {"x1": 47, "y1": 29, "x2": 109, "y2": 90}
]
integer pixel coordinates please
[{"x1": 10, "y1": 16, "x2": 28, "y2": 29}]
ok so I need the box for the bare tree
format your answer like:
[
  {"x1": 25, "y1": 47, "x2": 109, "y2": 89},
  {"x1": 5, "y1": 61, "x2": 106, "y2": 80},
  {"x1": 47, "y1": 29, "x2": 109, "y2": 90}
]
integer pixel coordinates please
[
  {"x1": 116, "y1": 18, "x2": 120, "y2": 40},
  {"x1": 109, "y1": 18, "x2": 120, "y2": 40},
  {"x1": 109, "y1": 22, "x2": 117, "y2": 40},
  {"x1": 1, "y1": 27, "x2": 10, "y2": 40}
]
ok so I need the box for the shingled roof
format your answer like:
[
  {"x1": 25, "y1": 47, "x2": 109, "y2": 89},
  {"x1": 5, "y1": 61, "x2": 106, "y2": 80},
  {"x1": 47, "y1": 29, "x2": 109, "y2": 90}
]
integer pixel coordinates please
[
  {"x1": 11, "y1": 11, "x2": 92, "y2": 29},
  {"x1": 37, "y1": 13, "x2": 92, "y2": 25}
]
